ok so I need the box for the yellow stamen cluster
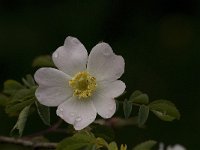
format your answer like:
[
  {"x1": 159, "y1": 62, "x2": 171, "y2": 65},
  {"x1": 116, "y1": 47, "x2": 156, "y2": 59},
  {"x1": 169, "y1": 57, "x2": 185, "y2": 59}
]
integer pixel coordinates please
[{"x1": 69, "y1": 71, "x2": 97, "y2": 99}]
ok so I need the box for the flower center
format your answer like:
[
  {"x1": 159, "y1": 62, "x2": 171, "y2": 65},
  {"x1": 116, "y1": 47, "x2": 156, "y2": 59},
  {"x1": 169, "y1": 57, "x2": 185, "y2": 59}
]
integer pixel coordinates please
[{"x1": 69, "y1": 71, "x2": 97, "y2": 99}]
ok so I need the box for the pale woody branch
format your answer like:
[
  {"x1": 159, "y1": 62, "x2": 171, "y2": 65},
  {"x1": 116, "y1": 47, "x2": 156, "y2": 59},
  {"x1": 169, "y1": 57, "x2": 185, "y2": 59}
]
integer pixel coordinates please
[{"x1": 0, "y1": 136, "x2": 57, "y2": 149}]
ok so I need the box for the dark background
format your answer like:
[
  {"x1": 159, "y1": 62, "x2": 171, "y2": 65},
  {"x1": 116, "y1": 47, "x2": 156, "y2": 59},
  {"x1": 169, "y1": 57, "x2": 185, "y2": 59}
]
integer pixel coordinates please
[{"x1": 0, "y1": 0, "x2": 200, "y2": 149}]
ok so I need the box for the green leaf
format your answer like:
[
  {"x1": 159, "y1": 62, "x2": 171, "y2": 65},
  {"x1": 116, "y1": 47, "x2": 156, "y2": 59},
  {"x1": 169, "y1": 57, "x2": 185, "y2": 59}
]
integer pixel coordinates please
[
  {"x1": 130, "y1": 90, "x2": 143, "y2": 98},
  {"x1": 129, "y1": 90, "x2": 149, "y2": 104},
  {"x1": 149, "y1": 100, "x2": 180, "y2": 121},
  {"x1": 138, "y1": 105, "x2": 149, "y2": 127},
  {"x1": 91, "y1": 124, "x2": 115, "y2": 142},
  {"x1": 35, "y1": 100, "x2": 50, "y2": 126},
  {"x1": 84, "y1": 144, "x2": 97, "y2": 150},
  {"x1": 32, "y1": 55, "x2": 55, "y2": 67},
  {"x1": 3, "y1": 80, "x2": 24, "y2": 95},
  {"x1": 10, "y1": 105, "x2": 31, "y2": 137},
  {"x1": 56, "y1": 132, "x2": 97, "y2": 150},
  {"x1": 6, "y1": 99, "x2": 33, "y2": 116},
  {"x1": 123, "y1": 99, "x2": 132, "y2": 119},
  {"x1": 116, "y1": 100, "x2": 119, "y2": 112},
  {"x1": 133, "y1": 140, "x2": 157, "y2": 150},
  {"x1": 12, "y1": 88, "x2": 36, "y2": 102},
  {"x1": 0, "y1": 94, "x2": 9, "y2": 106},
  {"x1": 96, "y1": 137, "x2": 109, "y2": 149},
  {"x1": 108, "y1": 142, "x2": 118, "y2": 150},
  {"x1": 22, "y1": 74, "x2": 36, "y2": 88},
  {"x1": 5, "y1": 88, "x2": 35, "y2": 116}
]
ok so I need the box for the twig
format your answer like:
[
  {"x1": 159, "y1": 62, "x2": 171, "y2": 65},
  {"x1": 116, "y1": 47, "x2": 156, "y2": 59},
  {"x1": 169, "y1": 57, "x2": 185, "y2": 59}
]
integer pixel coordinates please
[{"x1": 0, "y1": 136, "x2": 57, "y2": 149}]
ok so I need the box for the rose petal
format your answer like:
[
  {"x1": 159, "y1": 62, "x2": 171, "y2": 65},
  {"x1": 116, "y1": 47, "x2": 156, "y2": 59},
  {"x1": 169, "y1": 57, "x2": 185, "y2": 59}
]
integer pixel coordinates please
[
  {"x1": 35, "y1": 86, "x2": 72, "y2": 106},
  {"x1": 57, "y1": 97, "x2": 96, "y2": 130},
  {"x1": 34, "y1": 68, "x2": 72, "y2": 106},
  {"x1": 34, "y1": 67, "x2": 71, "y2": 86},
  {"x1": 87, "y1": 42, "x2": 124, "y2": 82},
  {"x1": 52, "y1": 36, "x2": 88, "y2": 76},
  {"x1": 92, "y1": 93, "x2": 116, "y2": 119},
  {"x1": 97, "y1": 80, "x2": 126, "y2": 98}
]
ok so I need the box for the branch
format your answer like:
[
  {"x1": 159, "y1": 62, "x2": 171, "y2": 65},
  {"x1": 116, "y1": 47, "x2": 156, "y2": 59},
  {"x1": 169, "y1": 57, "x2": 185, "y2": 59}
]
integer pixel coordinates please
[{"x1": 0, "y1": 136, "x2": 57, "y2": 149}]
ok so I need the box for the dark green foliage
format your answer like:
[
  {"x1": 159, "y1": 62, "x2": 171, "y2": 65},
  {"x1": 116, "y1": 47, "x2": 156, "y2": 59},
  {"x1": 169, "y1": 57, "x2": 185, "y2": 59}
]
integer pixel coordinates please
[
  {"x1": 149, "y1": 100, "x2": 180, "y2": 121},
  {"x1": 32, "y1": 55, "x2": 55, "y2": 68},
  {"x1": 132, "y1": 140, "x2": 157, "y2": 150},
  {"x1": 10, "y1": 105, "x2": 31, "y2": 137},
  {"x1": 35, "y1": 100, "x2": 51, "y2": 126},
  {"x1": 56, "y1": 132, "x2": 108, "y2": 150},
  {"x1": 129, "y1": 91, "x2": 149, "y2": 105},
  {"x1": 138, "y1": 105, "x2": 149, "y2": 127},
  {"x1": 123, "y1": 99, "x2": 132, "y2": 119}
]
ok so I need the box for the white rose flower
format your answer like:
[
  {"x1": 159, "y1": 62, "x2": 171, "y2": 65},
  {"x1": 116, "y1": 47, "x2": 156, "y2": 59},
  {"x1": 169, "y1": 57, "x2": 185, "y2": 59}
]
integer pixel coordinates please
[
  {"x1": 166, "y1": 145, "x2": 186, "y2": 150},
  {"x1": 159, "y1": 143, "x2": 186, "y2": 150},
  {"x1": 34, "y1": 36, "x2": 125, "y2": 130}
]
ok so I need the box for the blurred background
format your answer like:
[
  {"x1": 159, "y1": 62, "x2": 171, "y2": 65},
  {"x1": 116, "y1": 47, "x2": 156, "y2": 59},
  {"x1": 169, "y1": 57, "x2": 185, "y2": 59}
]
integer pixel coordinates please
[{"x1": 0, "y1": 0, "x2": 200, "y2": 149}]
